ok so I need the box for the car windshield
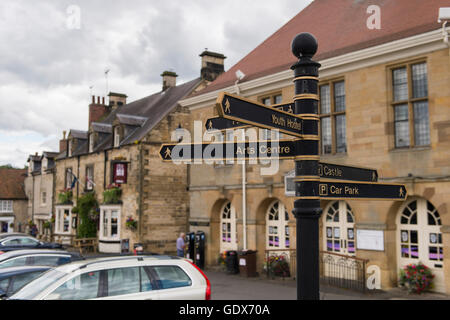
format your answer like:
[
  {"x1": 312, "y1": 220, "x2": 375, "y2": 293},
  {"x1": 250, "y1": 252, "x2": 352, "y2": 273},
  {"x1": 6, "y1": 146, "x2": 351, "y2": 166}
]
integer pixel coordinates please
[{"x1": 9, "y1": 269, "x2": 67, "y2": 300}]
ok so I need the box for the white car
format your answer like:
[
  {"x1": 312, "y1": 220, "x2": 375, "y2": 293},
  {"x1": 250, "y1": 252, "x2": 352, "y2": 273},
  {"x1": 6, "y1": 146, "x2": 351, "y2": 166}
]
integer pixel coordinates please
[{"x1": 9, "y1": 255, "x2": 211, "y2": 300}]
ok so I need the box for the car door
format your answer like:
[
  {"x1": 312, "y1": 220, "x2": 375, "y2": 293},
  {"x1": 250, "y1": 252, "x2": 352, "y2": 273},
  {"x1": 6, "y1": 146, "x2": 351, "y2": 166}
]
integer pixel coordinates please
[
  {"x1": 148, "y1": 265, "x2": 202, "y2": 300},
  {"x1": 99, "y1": 266, "x2": 160, "y2": 300}
]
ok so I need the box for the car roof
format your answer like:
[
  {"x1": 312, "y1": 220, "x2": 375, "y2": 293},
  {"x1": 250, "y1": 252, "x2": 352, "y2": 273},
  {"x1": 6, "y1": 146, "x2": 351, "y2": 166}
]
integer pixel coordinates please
[
  {"x1": 0, "y1": 233, "x2": 29, "y2": 240},
  {"x1": 0, "y1": 249, "x2": 82, "y2": 260},
  {"x1": 53, "y1": 254, "x2": 184, "y2": 273},
  {"x1": 0, "y1": 266, "x2": 52, "y2": 278}
]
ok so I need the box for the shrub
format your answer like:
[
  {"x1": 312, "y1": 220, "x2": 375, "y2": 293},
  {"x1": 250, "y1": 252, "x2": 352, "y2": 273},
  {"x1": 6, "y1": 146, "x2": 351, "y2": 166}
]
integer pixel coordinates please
[
  {"x1": 76, "y1": 192, "x2": 98, "y2": 239},
  {"x1": 103, "y1": 184, "x2": 122, "y2": 204},
  {"x1": 58, "y1": 188, "x2": 73, "y2": 204},
  {"x1": 399, "y1": 262, "x2": 434, "y2": 294}
]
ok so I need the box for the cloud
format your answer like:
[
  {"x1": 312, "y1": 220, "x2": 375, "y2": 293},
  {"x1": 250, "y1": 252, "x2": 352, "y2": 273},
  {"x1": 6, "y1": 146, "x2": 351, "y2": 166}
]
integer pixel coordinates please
[{"x1": 0, "y1": 0, "x2": 313, "y2": 167}]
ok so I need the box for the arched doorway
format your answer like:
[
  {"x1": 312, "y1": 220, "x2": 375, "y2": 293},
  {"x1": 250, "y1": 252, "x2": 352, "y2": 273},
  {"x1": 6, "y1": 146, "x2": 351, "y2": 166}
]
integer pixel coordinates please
[
  {"x1": 220, "y1": 201, "x2": 237, "y2": 252},
  {"x1": 266, "y1": 200, "x2": 290, "y2": 250},
  {"x1": 323, "y1": 201, "x2": 356, "y2": 256},
  {"x1": 397, "y1": 199, "x2": 445, "y2": 292}
]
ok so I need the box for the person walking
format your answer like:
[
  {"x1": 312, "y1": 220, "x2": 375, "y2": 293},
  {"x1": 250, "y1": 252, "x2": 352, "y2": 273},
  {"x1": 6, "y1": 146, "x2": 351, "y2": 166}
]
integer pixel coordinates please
[{"x1": 177, "y1": 233, "x2": 186, "y2": 257}]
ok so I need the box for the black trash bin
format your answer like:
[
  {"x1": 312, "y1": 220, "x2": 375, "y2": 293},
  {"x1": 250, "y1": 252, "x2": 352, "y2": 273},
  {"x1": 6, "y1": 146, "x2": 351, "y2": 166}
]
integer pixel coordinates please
[
  {"x1": 225, "y1": 250, "x2": 239, "y2": 274},
  {"x1": 238, "y1": 250, "x2": 258, "y2": 277}
]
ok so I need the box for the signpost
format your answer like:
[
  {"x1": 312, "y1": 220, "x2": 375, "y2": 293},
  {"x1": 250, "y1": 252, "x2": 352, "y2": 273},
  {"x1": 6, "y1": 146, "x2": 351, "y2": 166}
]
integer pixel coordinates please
[{"x1": 158, "y1": 32, "x2": 408, "y2": 301}]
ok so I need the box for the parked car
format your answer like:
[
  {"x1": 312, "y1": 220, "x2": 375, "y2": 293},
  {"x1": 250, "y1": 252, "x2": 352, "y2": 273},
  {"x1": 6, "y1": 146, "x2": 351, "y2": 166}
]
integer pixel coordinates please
[
  {"x1": 0, "y1": 250, "x2": 84, "y2": 269},
  {"x1": 0, "y1": 235, "x2": 63, "y2": 253},
  {"x1": 0, "y1": 233, "x2": 28, "y2": 240},
  {"x1": 0, "y1": 266, "x2": 53, "y2": 298},
  {"x1": 9, "y1": 255, "x2": 211, "y2": 300}
]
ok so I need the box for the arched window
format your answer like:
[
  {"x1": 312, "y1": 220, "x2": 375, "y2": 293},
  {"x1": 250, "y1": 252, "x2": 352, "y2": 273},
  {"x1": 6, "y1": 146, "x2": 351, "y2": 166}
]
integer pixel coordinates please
[
  {"x1": 397, "y1": 199, "x2": 445, "y2": 292},
  {"x1": 220, "y1": 202, "x2": 237, "y2": 252},
  {"x1": 323, "y1": 201, "x2": 355, "y2": 256},
  {"x1": 266, "y1": 201, "x2": 290, "y2": 249}
]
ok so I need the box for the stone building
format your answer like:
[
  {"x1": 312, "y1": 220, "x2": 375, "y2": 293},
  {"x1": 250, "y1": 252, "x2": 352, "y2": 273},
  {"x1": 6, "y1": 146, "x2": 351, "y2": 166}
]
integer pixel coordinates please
[
  {"x1": 24, "y1": 152, "x2": 58, "y2": 238},
  {"x1": 53, "y1": 51, "x2": 225, "y2": 253},
  {"x1": 179, "y1": 0, "x2": 450, "y2": 293},
  {"x1": 0, "y1": 168, "x2": 28, "y2": 232}
]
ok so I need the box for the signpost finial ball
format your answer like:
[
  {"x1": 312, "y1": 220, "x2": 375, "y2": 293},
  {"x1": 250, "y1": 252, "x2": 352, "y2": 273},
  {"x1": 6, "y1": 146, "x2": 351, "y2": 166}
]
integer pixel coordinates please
[{"x1": 291, "y1": 33, "x2": 318, "y2": 59}]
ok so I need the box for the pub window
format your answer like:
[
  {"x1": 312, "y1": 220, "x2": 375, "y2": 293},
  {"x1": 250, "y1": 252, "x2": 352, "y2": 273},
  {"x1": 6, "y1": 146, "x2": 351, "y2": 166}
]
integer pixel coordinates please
[
  {"x1": 113, "y1": 127, "x2": 121, "y2": 148},
  {"x1": 65, "y1": 168, "x2": 73, "y2": 189},
  {"x1": 100, "y1": 207, "x2": 121, "y2": 239},
  {"x1": 89, "y1": 133, "x2": 95, "y2": 153},
  {"x1": 0, "y1": 200, "x2": 13, "y2": 213},
  {"x1": 86, "y1": 165, "x2": 94, "y2": 191},
  {"x1": 68, "y1": 139, "x2": 73, "y2": 157},
  {"x1": 41, "y1": 191, "x2": 47, "y2": 206},
  {"x1": 391, "y1": 62, "x2": 430, "y2": 148},
  {"x1": 319, "y1": 80, "x2": 346, "y2": 155}
]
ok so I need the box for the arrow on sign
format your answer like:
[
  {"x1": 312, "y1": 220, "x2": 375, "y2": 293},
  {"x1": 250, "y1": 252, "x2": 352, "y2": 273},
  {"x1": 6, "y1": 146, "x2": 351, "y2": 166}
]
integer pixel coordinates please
[
  {"x1": 317, "y1": 180, "x2": 407, "y2": 201},
  {"x1": 216, "y1": 92, "x2": 303, "y2": 138}
]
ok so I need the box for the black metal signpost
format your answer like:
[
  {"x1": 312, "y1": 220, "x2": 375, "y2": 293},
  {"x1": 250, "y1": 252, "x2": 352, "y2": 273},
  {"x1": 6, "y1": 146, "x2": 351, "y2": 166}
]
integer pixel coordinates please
[{"x1": 158, "y1": 33, "x2": 408, "y2": 301}]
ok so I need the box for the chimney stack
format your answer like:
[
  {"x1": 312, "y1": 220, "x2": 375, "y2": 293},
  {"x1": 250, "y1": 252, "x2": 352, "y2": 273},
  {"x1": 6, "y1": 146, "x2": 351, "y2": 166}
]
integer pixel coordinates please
[
  {"x1": 108, "y1": 92, "x2": 128, "y2": 110},
  {"x1": 161, "y1": 71, "x2": 178, "y2": 91},
  {"x1": 59, "y1": 130, "x2": 67, "y2": 153},
  {"x1": 89, "y1": 95, "x2": 108, "y2": 127},
  {"x1": 199, "y1": 50, "x2": 226, "y2": 82}
]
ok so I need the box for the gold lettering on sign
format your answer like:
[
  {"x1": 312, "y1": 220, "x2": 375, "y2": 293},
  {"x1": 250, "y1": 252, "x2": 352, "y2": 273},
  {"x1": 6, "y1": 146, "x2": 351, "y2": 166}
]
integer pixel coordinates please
[
  {"x1": 271, "y1": 115, "x2": 301, "y2": 131},
  {"x1": 320, "y1": 165, "x2": 343, "y2": 178}
]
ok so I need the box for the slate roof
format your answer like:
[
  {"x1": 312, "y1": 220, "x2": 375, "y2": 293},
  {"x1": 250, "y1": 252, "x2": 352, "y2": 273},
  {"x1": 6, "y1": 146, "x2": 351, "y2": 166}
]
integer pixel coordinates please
[
  {"x1": 59, "y1": 77, "x2": 202, "y2": 159},
  {"x1": 0, "y1": 168, "x2": 27, "y2": 200},
  {"x1": 190, "y1": 0, "x2": 446, "y2": 97}
]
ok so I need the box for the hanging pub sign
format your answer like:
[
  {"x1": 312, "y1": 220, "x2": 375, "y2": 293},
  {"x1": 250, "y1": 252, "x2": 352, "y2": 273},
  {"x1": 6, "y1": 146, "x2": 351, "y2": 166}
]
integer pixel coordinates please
[{"x1": 113, "y1": 162, "x2": 128, "y2": 184}]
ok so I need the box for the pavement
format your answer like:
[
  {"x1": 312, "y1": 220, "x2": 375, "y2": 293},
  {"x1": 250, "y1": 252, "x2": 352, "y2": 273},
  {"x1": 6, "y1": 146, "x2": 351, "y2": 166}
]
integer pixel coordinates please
[
  {"x1": 203, "y1": 268, "x2": 450, "y2": 300},
  {"x1": 71, "y1": 249, "x2": 449, "y2": 300}
]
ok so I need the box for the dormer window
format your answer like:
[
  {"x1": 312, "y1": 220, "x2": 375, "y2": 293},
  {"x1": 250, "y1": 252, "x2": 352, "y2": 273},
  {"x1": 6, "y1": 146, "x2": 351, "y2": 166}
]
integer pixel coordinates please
[
  {"x1": 68, "y1": 140, "x2": 73, "y2": 157},
  {"x1": 114, "y1": 127, "x2": 121, "y2": 148},
  {"x1": 89, "y1": 133, "x2": 95, "y2": 153}
]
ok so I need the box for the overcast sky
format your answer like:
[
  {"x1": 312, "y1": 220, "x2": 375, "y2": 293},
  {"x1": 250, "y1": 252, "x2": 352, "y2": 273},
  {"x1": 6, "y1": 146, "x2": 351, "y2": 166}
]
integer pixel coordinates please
[{"x1": 0, "y1": 0, "x2": 313, "y2": 168}]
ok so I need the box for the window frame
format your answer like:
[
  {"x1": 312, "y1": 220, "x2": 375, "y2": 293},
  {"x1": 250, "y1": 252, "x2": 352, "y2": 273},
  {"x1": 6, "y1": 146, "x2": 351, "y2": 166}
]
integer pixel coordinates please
[
  {"x1": 55, "y1": 206, "x2": 73, "y2": 235},
  {"x1": 0, "y1": 200, "x2": 13, "y2": 213},
  {"x1": 99, "y1": 205, "x2": 121, "y2": 241},
  {"x1": 389, "y1": 59, "x2": 430, "y2": 149},
  {"x1": 85, "y1": 165, "x2": 94, "y2": 191},
  {"x1": 319, "y1": 78, "x2": 347, "y2": 155}
]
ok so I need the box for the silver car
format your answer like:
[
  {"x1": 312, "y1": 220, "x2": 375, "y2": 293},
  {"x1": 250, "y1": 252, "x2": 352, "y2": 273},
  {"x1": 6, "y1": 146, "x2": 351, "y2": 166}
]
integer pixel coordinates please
[{"x1": 10, "y1": 255, "x2": 211, "y2": 300}]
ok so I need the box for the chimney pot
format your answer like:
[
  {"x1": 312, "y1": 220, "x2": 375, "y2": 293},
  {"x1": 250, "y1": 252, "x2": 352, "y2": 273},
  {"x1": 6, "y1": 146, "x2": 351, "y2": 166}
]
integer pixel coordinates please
[
  {"x1": 199, "y1": 50, "x2": 226, "y2": 82},
  {"x1": 92, "y1": 95, "x2": 95, "y2": 104}
]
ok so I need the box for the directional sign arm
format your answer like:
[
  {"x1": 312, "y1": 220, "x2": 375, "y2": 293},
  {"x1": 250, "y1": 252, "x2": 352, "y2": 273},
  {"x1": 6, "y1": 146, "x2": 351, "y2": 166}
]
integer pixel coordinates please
[
  {"x1": 216, "y1": 92, "x2": 304, "y2": 138},
  {"x1": 316, "y1": 180, "x2": 407, "y2": 201}
]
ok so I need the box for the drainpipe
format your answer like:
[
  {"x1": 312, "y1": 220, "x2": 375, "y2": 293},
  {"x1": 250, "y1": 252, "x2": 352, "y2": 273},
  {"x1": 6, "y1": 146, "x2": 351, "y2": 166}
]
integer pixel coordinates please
[
  {"x1": 242, "y1": 130, "x2": 247, "y2": 251},
  {"x1": 138, "y1": 143, "x2": 144, "y2": 243}
]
